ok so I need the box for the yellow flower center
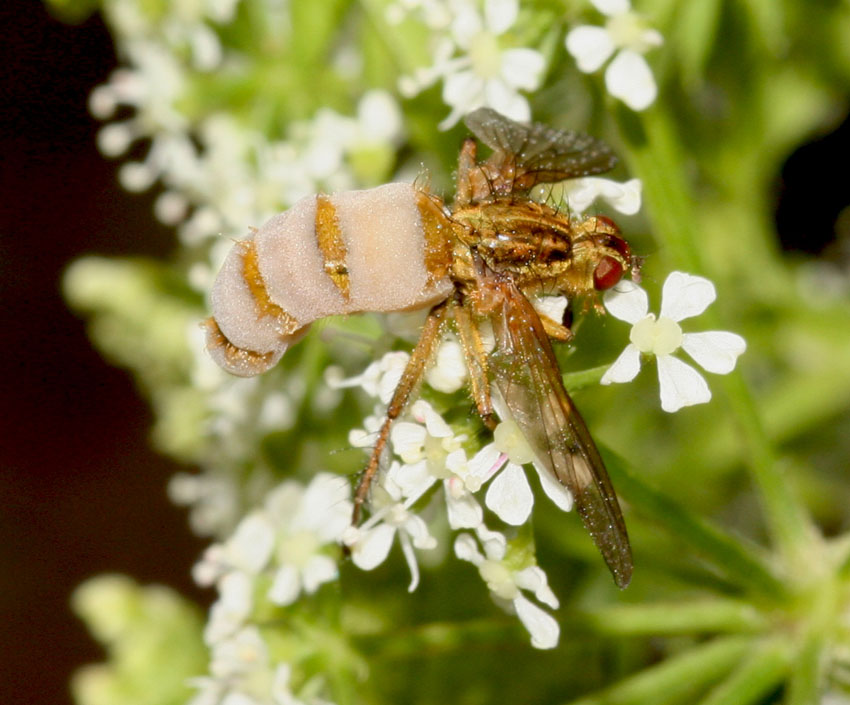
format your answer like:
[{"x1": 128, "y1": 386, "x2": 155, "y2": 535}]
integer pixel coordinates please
[
  {"x1": 606, "y1": 12, "x2": 646, "y2": 50},
  {"x1": 630, "y1": 314, "x2": 683, "y2": 356},
  {"x1": 278, "y1": 530, "x2": 319, "y2": 569},
  {"x1": 479, "y1": 560, "x2": 518, "y2": 600},
  {"x1": 469, "y1": 32, "x2": 502, "y2": 79},
  {"x1": 494, "y1": 420, "x2": 535, "y2": 466}
]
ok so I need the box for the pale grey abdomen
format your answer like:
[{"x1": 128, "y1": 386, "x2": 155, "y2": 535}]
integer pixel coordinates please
[{"x1": 206, "y1": 182, "x2": 453, "y2": 376}]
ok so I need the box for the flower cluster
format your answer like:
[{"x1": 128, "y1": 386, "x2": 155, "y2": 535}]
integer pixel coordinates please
[
  {"x1": 189, "y1": 473, "x2": 352, "y2": 705},
  {"x1": 566, "y1": 0, "x2": 663, "y2": 111},
  {"x1": 397, "y1": 0, "x2": 546, "y2": 129},
  {"x1": 332, "y1": 343, "x2": 567, "y2": 649}
]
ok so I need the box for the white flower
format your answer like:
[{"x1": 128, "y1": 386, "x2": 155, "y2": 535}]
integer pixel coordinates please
[
  {"x1": 389, "y1": 399, "x2": 484, "y2": 529},
  {"x1": 193, "y1": 511, "x2": 276, "y2": 586},
  {"x1": 196, "y1": 472, "x2": 352, "y2": 649},
  {"x1": 454, "y1": 526, "x2": 560, "y2": 649},
  {"x1": 390, "y1": 404, "x2": 573, "y2": 529},
  {"x1": 425, "y1": 335, "x2": 468, "y2": 393},
  {"x1": 344, "y1": 462, "x2": 438, "y2": 591},
  {"x1": 400, "y1": 0, "x2": 545, "y2": 129},
  {"x1": 204, "y1": 571, "x2": 254, "y2": 645},
  {"x1": 327, "y1": 350, "x2": 410, "y2": 404},
  {"x1": 565, "y1": 0, "x2": 663, "y2": 111},
  {"x1": 601, "y1": 272, "x2": 747, "y2": 412},
  {"x1": 263, "y1": 474, "x2": 353, "y2": 606},
  {"x1": 540, "y1": 176, "x2": 643, "y2": 216}
]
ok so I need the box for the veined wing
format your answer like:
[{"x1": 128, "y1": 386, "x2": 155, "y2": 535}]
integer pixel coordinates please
[
  {"x1": 463, "y1": 108, "x2": 617, "y2": 195},
  {"x1": 486, "y1": 276, "x2": 633, "y2": 588}
]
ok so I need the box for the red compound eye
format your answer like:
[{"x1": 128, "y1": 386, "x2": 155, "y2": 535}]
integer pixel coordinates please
[{"x1": 593, "y1": 255, "x2": 625, "y2": 290}]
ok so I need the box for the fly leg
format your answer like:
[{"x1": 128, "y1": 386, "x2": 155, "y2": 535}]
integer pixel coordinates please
[
  {"x1": 453, "y1": 301, "x2": 497, "y2": 431},
  {"x1": 453, "y1": 138, "x2": 478, "y2": 208},
  {"x1": 352, "y1": 300, "x2": 450, "y2": 524}
]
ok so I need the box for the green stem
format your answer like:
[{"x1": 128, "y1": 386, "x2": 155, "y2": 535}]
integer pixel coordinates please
[
  {"x1": 697, "y1": 637, "x2": 791, "y2": 705},
  {"x1": 604, "y1": 450, "x2": 788, "y2": 600},
  {"x1": 786, "y1": 574, "x2": 839, "y2": 705},
  {"x1": 354, "y1": 618, "x2": 521, "y2": 659},
  {"x1": 614, "y1": 104, "x2": 815, "y2": 570},
  {"x1": 562, "y1": 364, "x2": 609, "y2": 391},
  {"x1": 578, "y1": 599, "x2": 767, "y2": 636},
  {"x1": 565, "y1": 636, "x2": 753, "y2": 705}
]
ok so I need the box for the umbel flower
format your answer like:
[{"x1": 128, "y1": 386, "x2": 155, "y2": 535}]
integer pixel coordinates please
[
  {"x1": 455, "y1": 526, "x2": 560, "y2": 649},
  {"x1": 399, "y1": 0, "x2": 545, "y2": 129},
  {"x1": 601, "y1": 272, "x2": 747, "y2": 412},
  {"x1": 565, "y1": 0, "x2": 663, "y2": 111}
]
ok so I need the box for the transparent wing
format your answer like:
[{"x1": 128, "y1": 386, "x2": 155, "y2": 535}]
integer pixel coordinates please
[
  {"x1": 463, "y1": 108, "x2": 618, "y2": 194},
  {"x1": 486, "y1": 276, "x2": 632, "y2": 588}
]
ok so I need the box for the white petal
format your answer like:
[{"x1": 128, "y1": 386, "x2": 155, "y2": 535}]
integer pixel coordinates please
[
  {"x1": 603, "y1": 280, "x2": 648, "y2": 323},
  {"x1": 205, "y1": 572, "x2": 252, "y2": 644},
  {"x1": 220, "y1": 691, "x2": 257, "y2": 705},
  {"x1": 562, "y1": 176, "x2": 643, "y2": 216},
  {"x1": 426, "y1": 340, "x2": 468, "y2": 393},
  {"x1": 398, "y1": 532, "x2": 421, "y2": 592},
  {"x1": 483, "y1": 79, "x2": 530, "y2": 122},
  {"x1": 605, "y1": 50, "x2": 657, "y2": 111},
  {"x1": 660, "y1": 271, "x2": 717, "y2": 322},
  {"x1": 296, "y1": 473, "x2": 352, "y2": 534},
  {"x1": 451, "y1": 4, "x2": 483, "y2": 47},
  {"x1": 499, "y1": 48, "x2": 545, "y2": 90},
  {"x1": 466, "y1": 442, "x2": 506, "y2": 486},
  {"x1": 414, "y1": 399, "x2": 453, "y2": 437},
  {"x1": 591, "y1": 0, "x2": 631, "y2": 15},
  {"x1": 403, "y1": 513, "x2": 438, "y2": 550},
  {"x1": 485, "y1": 0, "x2": 518, "y2": 35},
  {"x1": 515, "y1": 566, "x2": 560, "y2": 609},
  {"x1": 640, "y1": 28, "x2": 664, "y2": 49},
  {"x1": 565, "y1": 26, "x2": 616, "y2": 73},
  {"x1": 357, "y1": 90, "x2": 402, "y2": 142},
  {"x1": 681, "y1": 331, "x2": 746, "y2": 374},
  {"x1": 263, "y1": 483, "x2": 302, "y2": 524},
  {"x1": 514, "y1": 594, "x2": 560, "y2": 649},
  {"x1": 476, "y1": 525, "x2": 508, "y2": 560},
  {"x1": 228, "y1": 513, "x2": 275, "y2": 573},
  {"x1": 378, "y1": 351, "x2": 409, "y2": 404},
  {"x1": 301, "y1": 555, "x2": 339, "y2": 593},
  {"x1": 531, "y1": 295, "x2": 568, "y2": 324},
  {"x1": 454, "y1": 533, "x2": 485, "y2": 565},
  {"x1": 391, "y1": 422, "x2": 426, "y2": 460},
  {"x1": 657, "y1": 355, "x2": 711, "y2": 412},
  {"x1": 600, "y1": 343, "x2": 642, "y2": 385},
  {"x1": 602, "y1": 177, "x2": 643, "y2": 215},
  {"x1": 446, "y1": 490, "x2": 484, "y2": 529},
  {"x1": 268, "y1": 565, "x2": 301, "y2": 606},
  {"x1": 271, "y1": 664, "x2": 295, "y2": 703},
  {"x1": 393, "y1": 460, "x2": 437, "y2": 500},
  {"x1": 532, "y1": 463, "x2": 574, "y2": 511},
  {"x1": 494, "y1": 419, "x2": 536, "y2": 465},
  {"x1": 351, "y1": 524, "x2": 396, "y2": 570},
  {"x1": 440, "y1": 72, "x2": 485, "y2": 129},
  {"x1": 485, "y1": 463, "x2": 533, "y2": 525}
]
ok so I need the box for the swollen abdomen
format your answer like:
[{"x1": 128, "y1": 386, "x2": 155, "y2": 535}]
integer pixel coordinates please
[{"x1": 206, "y1": 182, "x2": 453, "y2": 376}]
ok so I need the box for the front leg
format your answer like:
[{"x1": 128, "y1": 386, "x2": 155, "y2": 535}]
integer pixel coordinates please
[
  {"x1": 352, "y1": 300, "x2": 450, "y2": 524},
  {"x1": 453, "y1": 299, "x2": 496, "y2": 430},
  {"x1": 453, "y1": 137, "x2": 478, "y2": 208}
]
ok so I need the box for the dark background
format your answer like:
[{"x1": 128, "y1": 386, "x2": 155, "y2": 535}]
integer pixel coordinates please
[
  {"x1": 1, "y1": 3, "x2": 206, "y2": 704},
  {"x1": 1, "y1": 2, "x2": 848, "y2": 704}
]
